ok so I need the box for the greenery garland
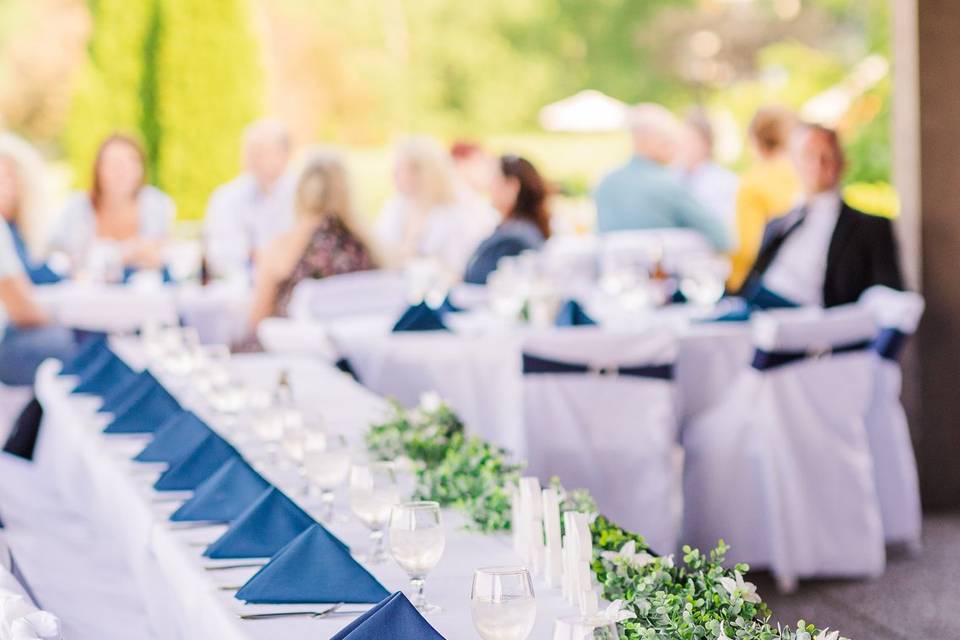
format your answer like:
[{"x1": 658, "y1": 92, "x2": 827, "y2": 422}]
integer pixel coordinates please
[{"x1": 366, "y1": 395, "x2": 848, "y2": 640}]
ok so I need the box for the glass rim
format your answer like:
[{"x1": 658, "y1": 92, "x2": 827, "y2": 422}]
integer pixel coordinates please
[
  {"x1": 392, "y1": 500, "x2": 440, "y2": 510},
  {"x1": 473, "y1": 565, "x2": 531, "y2": 576}
]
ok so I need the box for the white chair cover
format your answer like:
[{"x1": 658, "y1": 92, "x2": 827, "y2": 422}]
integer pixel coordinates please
[
  {"x1": 255, "y1": 318, "x2": 339, "y2": 362},
  {"x1": 859, "y1": 286, "x2": 925, "y2": 546},
  {"x1": 286, "y1": 270, "x2": 408, "y2": 322},
  {"x1": 0, "y1": 533, "x2": 61, "y2": 640},
  {"x1": 520, "y1": 327, "x2": 680, "y2": 555},
  {"x1": 682, "y1": 305, "x2": 884, "y2": 588}
]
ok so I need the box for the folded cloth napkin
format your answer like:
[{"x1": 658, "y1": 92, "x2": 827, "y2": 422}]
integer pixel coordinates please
[
  {"x1": 98, "y1": 370, "x2": 161, "y2": 414},
  {"x1": 170, "y1": 458, "x2": 270, "y2": 523},
  {"x1": 133, "y1": 411, "x2": 211, "y2": 463},
  {"x1": 8, "y1": 611, "x2": 62, "y2": 640},
  {"x1": 330, "y1": 592, "x2": 446, "y2": 640},
  {"x1": 71, "y1": 353, "x2": 136, "y2": 397},
  {"x1": 235, "y1": 524, "x2": 386, "y2": 605},
  {"x1": 555, "y1": 299, "x2": 597, "y2": 327},
  {"x1": 705, "y1": 288, "x2": 800, "y2": 323},
  {"x1": 103, "y1": 384, "x2": 181, "y2": 434},
  {"x1": 58, "y1": 334, "x2": 108, "y2": 377},
  {"x1": 153, "y1": 432, "x2": 236, "y2": 491},
  {"x1": 392, "y1": 302, "x2": 449, "y2": 332},
  {"x1": 204, "y1": 488, "x2": 316, "y2": 559}
]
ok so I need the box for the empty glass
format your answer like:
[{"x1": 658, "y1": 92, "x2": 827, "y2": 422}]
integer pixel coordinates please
[
  {"x1": 349, "y1": 462, "x2": 401, "y2": 563},
  {"x1": 470, "y1": 566, "x2": 536, "y2": 640},
  {"x1": 388, "y1": 501, "x2": 445, "y2": 613},
  {"x1": 303, "y1": 432, "x2": 351, "y2": 522}
]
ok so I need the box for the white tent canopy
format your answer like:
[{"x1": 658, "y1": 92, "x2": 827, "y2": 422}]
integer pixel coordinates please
[{"x1": 538, "y1": 89, "x2": 629, "y2": 133}]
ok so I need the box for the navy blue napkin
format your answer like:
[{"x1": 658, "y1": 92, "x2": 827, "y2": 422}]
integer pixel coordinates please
[
  {"x1": 170, "y1": 458, "x2": 270, "y2": 523},
  {"x1": 555, "y1": 299, "x2": 597, "y2": 327},
  {"x1": 133, "y1": 411, "x2": 211, "y2": 463},
  {"x1": 235, "y1": 524, "x2": 386, "y2": 605},
  {"x1": 103, "y1": 383, "x2": 181, "y2": 434},
  {"x1": 204, "y1": 487, "x2": 316, "y2": 559},
  {"x1": 98, "y1": 370, "x2": 161, "y2": 414},
  {"x1": 330, "y1": 592, "x2": 446, "y2": 640},
  {"x1": 59, "y1": 334, "x2": 108, "y2": 376},
  {"x1": 153, "y1": 432, "x2": 236, "y2": 491},
  {"x1": 392, "y1": 302, "x2": 449, "y2": 332},
  {"x1": 72, "y1": 353, "x2": 136, "y2": 396}
]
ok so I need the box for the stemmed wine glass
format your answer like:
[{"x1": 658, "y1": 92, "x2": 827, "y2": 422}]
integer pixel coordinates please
[
  {"x1": 349, "y1": 462, "x2": 401, "y2": 563},
  {"x1": 388, "y1": 501, "x2": 445, "y2": 613},
  {"x1": 303, "y1": 432, "x2": 351, "y2": 522},
  {"x1": 470, "y1": 566, "x2": 537, "y2": 640}
]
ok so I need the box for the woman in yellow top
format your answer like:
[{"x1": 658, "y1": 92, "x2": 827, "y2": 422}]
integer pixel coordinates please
[{"x1": 729, "y1": 106, "x2": 801, "y2": 290}]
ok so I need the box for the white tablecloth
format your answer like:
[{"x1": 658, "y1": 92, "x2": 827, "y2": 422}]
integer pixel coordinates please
[
  {"x1": 32, "y1": 342, "x2": 573, "y2": 640},
  {"x1": 33, "y1": 282, "x2": 250, "y2": 345}
]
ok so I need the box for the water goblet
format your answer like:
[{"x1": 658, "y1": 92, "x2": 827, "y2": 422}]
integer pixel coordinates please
[
  {"x1": 349, "y1": 462, "x2": 401, "y2": 563},
  {"x1": 470, "y1": 566, "x2": 536, "y2": 640},
  {"x1": 388, "y1": 501, "x2": 445, "y2": 613}
]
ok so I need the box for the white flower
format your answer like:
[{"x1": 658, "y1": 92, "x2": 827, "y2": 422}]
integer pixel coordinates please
[
  {"x1": 718, "y1": 570, "x2": 762, "y2": 604},
  {"x1": 660, "y1": 554, "x2": 675, "y2": 569},
  {"x1": 716, "y1": 623, "x2": 727, "y2": 640},
  {"x1": 815, "y1": 630, "x2": 840, "y2": 640},
  {"x1": 419, "y1": 391, "x2": 442, "y2": 412},
  {"x1": 596, "y1": 599, "x2": 637, "y2": 624},
  {"x1": 599, "y1": 540, "x2": 655, "y2": 570},
  {"x1": 795, "y1": 632, "x2": 812, "y2": 640}
]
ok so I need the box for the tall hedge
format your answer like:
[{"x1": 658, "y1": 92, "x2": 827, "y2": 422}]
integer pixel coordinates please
[
  {"x1": 64, "y1": 0, "x2": 263, "y2": 219},
  {"x1": 154, "y1": 0, "x2": 262, "y2": 219},
  {"x1": 63, "y1": 0, "x2": 153, "y2": 188}
]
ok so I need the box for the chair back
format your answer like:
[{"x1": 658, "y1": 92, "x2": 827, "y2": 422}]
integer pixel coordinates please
[
  {"x1": 521, "y1": 327, "x2": 679, "y2": 554},
  {"x1": 286, "y1": 270, "x2": 408, "y2": 322},
  {"x1": 682, "y1": 304, "x2": 884, "y2": 585}
]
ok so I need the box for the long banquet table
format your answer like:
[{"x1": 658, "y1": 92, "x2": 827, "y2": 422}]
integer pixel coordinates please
[{"x1": 33, "y1": 339, "x2": 571, "y2": 639}]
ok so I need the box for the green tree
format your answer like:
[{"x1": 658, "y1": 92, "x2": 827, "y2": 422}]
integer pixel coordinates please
[
  {"x1": 63, "y1": 0, "x2": 262, "y2": 219},
  {"x1": 154, "y1": 0, "x2": 262, "y2": 218},
  {"x1": 63, "y1": 0, "x2": 154, "y2": 188}
]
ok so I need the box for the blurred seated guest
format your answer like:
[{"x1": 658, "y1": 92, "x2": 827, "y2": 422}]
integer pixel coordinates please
[
  {"x1": 594, "y1": 103, "x2": 730, "y2": 250},
  {"x1": 51, "y1": 134, "x2": 174, "y2": 274},
  {"x1": 245, "y1": 149, "x2": 376, "y2": 336},
  {"x1": 0, "y1": 134, "x2": 60, "y2": 284},
  {"x1": 728, "y1": 106, "x2": 801, "y2": 290},
  {"x1": 377, "y1": 136, "x2": 495, "y2": 275},
  {"x1": 739, "y1": 124, "x2": 902, "y2": 308},
  {"x1": 450, "y1": 140, "x2": 496, "y2": 201},
  {"x1": 675, "y1": 109, "x2": 738, "y2": 235},
  {"x1": 0, "y1": 222, "x2": 74, "y2": 386},
  {"x1": 464, "y1": 155, "x2": 550, "y2": 284},
  {"x1": 204, "y1": 119, "x2": 295, "y2": 279}
]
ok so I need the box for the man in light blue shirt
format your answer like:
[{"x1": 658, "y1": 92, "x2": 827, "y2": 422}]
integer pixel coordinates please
[{"x1": 594, "y1": 104, "x2": 731, "y2": 250}]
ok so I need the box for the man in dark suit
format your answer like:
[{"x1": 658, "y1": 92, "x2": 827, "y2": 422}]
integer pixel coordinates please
[{"x1": 738, "y1": 124, "x2": 902, "y2": 308}]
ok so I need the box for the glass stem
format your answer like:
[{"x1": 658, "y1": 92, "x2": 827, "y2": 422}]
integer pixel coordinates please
[
  {"x1": 320, "y1": 490, "x2": 335, "y2": 522},
  {"x1": 410, "y1": 577, "x2": 426, "y2": 608},
  {"x1": 370, "y1": 529, "x2": 385, "y2": 560}
]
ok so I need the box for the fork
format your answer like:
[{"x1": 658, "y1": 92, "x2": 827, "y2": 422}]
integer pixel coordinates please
[{"x1": 239, "y1": 603, "x2": 345, "y2": 620}]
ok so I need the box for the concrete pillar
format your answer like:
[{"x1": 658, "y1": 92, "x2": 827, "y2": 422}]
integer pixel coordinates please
[{"x1": 911, "y1": 0, "x2": 960, "y2": 508}]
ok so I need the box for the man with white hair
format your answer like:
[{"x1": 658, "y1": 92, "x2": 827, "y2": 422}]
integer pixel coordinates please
[
  {"x1": 203, "y1": 119, "x2": 296, "y2": 278},
  {"x1": 594, "y1": 103, "x2": 731, "y2": 250}
]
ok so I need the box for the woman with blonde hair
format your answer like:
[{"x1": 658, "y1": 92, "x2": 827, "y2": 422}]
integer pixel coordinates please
[
  {"x1": 0, "y1": 133, "x2": 60, "y2": 283},
  {"x1": 377, "y1": 136, "x2": 495, "y2": 274},
  {"x1": 729, "y1": 106, "x2": 801, "y2": 290},
  {"x1": 244, "y1": 149, "x2": 376, "y2": 336}
]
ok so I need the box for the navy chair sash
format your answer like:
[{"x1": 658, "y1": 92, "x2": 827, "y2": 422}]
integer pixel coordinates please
[
  {"x1": 872, "y1": 327, "x2": 907, "y2": 361},
  {"x1": 751, "y1": 338, "x2": 872, "y2": 371},
  {"x1": 521, "y1": 353, "x2": 673, "y2": 380}
]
